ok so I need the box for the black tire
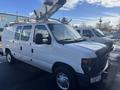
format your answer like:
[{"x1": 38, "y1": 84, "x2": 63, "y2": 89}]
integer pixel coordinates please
[
  {"x1": 54, "y1": 66, "x2": 77, "y2": 90},
  {"x1": 6, "y1": 50, "x2": 15, "y2": 64}
]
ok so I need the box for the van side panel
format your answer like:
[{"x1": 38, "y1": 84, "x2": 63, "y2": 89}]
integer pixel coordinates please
[{"x1": 2, "y1": 26, "x2": 15, "y2": 55}]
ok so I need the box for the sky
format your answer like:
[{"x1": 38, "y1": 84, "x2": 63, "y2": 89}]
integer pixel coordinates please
[{"x1": 0, "y1": 0, "x2": 120, "y2": 26}]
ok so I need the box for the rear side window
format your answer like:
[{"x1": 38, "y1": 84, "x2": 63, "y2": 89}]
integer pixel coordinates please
[
  {"x1": 15, "y1": 26, "x2": 22, "y2": 40},
  {"x1": 21, "y1": 25, "x2": 32, "y2": 41}
]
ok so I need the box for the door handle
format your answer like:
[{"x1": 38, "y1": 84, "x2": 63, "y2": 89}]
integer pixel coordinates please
[
  {"x1": 20, "y1": 46, "x2": 22, "y2": 51},
  {"x1": 31, "y1": 48, "x2": 34, "y2": 53}
]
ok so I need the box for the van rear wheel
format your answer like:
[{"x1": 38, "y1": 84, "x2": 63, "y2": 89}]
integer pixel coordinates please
[{"x1": 6, "y1": 51, "x2": 15, "y2": 64}]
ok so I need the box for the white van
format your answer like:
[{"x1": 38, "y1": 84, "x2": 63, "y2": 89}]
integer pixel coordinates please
[
  {"x1": 2, "y1": 21, "x2": 109, "y2": 90},
  {"x1": 76, "y1": 28, "x2": 114, "y2": 51}
]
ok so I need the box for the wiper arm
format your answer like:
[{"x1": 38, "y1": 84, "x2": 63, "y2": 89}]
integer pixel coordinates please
[
  {"x1": 59, "y1": 38, "x2": 74, "y2": 42},
  {"x1": 75, "y1": 38, "x2": 85, "y2": 41},
  {"x1": 59, "y1": 38, "x2": 85, "y2": 44}
]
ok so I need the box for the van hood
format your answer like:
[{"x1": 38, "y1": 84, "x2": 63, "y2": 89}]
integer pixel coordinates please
[
  {"x1": 64, "y1": 41, "x2": 107, "y2": 58},
  {"x1": 73, "y1": 41, "x2": 106, "y2": 52},
  {"x1": 60, "y1": 41, "x2": 107, "y2": 59}
]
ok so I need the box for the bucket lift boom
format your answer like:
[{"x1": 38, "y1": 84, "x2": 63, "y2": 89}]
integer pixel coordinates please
[{"x1": 34, "y1": 0, "x2": 66, "y2": 21}]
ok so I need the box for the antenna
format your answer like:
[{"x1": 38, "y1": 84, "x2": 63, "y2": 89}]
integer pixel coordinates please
[
  {"x1": 16, "y1": 11, "x2": 19, "y2": 23},
  {"x1": 99, "y1": 17, "x2": 102, "y2": 29}
]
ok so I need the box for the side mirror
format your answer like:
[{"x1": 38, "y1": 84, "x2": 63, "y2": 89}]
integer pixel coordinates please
[
  {"x1": 35, "y1": 33, "x2": 43, "y2": 44},
  {"x1": 35, "y1": 33, "x2": 51, "y2": 45}
]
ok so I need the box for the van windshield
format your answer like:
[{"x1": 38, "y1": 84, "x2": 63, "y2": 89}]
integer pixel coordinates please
[
  {"x1": 93, "y1": 29, "x2": 105, "y2": 37},
  {"x1": 48, "y1": 23, "x2": 84, "y2": 44}
]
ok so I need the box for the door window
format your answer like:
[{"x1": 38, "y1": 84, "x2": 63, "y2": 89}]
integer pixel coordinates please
[
  {"x1": 21, "y1": 25, "x2": 32, "y2": 41},
  {"x1": 14, "y1": 26, "x2": 22, "y2": 40}
]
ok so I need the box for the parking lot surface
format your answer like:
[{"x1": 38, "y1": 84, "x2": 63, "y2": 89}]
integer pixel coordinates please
[{"x1": 0, "y1": 43, "x2": 120, "y2": 90}]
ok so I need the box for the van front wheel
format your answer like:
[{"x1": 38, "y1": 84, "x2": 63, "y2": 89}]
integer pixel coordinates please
[
  {"x1": 54, "y1": 66, "x2": 77, "y2": 90},
  {"x1": 6, "y1": 51, "x2": 15, "y2": 64}
]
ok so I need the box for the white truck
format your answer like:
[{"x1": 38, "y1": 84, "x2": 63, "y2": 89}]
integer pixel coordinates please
[
  {"x1": 2, "y1": 21, "x2": 109, "y2": 90},
  {"x1": 76, "y1": 28, "x2": 114, "y2": 51}
]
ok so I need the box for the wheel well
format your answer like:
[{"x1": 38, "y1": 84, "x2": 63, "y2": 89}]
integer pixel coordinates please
[
  {"x1": 52, "y1": 62, "x2": 75, "y2": 73},
  {"x1": 5, "y1": 48, "x2": 10, "y2": 54}
]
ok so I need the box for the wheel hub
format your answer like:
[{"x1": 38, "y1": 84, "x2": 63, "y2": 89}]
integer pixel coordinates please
[
  {"x1": 56, "y1": 72, "x2": 70, "y2": 90},
  {"x1": 7, "y1": 54, "x2": 11, "y2": 63}
]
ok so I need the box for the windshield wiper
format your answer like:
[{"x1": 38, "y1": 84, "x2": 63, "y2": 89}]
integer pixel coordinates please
[
  {"x1": 59, "y1": 38, "x2": 74, "y2": 42},
  {"x1": 59, "y1": 38, "x2": 85, "y2": 44},
  {"x1": 74, "y1": 38, "x2": 85, "y2": 42}
]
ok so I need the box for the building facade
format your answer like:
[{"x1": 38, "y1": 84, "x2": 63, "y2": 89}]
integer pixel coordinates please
[{"x1": 0, "y1": 13, "x2": 29, "y2": 29}]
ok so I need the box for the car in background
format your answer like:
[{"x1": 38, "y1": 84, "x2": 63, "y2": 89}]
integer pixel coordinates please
[
  {"x1": 76, "y1": 28, "x2": 114, "y2": 51},
  {"x1": 111, "y1": 31, "x2": 120, "y2": 40}
]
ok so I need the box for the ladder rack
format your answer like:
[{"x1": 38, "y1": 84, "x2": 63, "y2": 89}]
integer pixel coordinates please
[{"x1": 34, "y1": 0, "x2": 66, "y2": 21}]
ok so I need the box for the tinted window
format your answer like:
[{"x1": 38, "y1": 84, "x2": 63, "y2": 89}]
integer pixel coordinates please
[
  {"x1": 83, "y1": 30, "x2": 94, "y2": 37},
  {"x1": 34, "y1": 25, "x2": 49, "y2": 42},
  {"x1": 15, "y1": 26, "x2": 22, "y2": 40},
  {"x1": 21, "y1": 25, "x2": 32, "y2": 41}
]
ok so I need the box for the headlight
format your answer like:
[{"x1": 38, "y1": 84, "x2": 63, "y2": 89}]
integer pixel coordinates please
[
  {"x1": 82, "y1": 59, "x2": 92, "y2": 65},
  {"x1": 81, "y1": 58, "x2": 92, "y2": 74}
]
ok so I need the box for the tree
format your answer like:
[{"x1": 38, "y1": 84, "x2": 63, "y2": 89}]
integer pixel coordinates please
[{"x1": 96, "y1": 20, "x2": 113, "y2": 32}]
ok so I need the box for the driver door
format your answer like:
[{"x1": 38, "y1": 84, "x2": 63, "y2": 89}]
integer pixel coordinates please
[{"x1": 31, "y1": 25, "x2": 53, "y2": 72}]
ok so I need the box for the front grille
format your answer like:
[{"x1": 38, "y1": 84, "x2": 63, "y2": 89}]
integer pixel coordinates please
[
  {"x1": 90, "y1": 54, "x2": 108, "y2": 77},
  {"x1": 82, "y1": 47, "x2": 109, "y2": 77}
]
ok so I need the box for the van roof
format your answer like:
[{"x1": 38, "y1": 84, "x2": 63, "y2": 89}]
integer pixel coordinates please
[{"x1": 7, "y1": 20, "x2": 62, "y2": 27}]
